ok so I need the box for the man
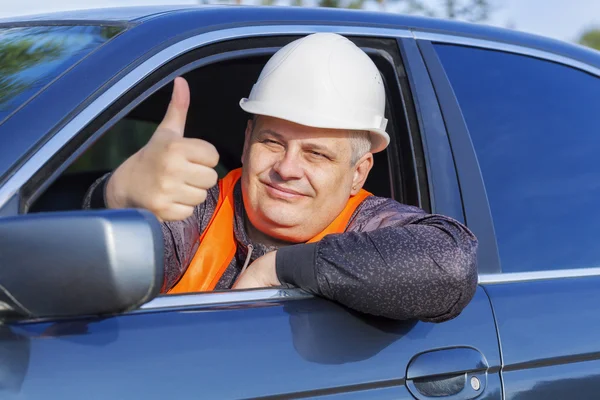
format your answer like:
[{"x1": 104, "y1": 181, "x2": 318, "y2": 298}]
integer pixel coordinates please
[{"x1": 84, "y1": 33, "x2": 478, "y2": 321}]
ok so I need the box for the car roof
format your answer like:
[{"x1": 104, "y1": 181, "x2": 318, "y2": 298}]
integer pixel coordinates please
[{"x1": 1, "y1": 5, "x2": 599, "y2": 68}]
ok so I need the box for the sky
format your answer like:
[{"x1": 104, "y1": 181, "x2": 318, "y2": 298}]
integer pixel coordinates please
[{"x1": 0, "y1": 0, "x2": 598, "y2": 43}]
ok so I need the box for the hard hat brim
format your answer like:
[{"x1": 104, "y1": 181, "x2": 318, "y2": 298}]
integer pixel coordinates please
[{"x1": 239, "y1": 98, "x2": 390, "y2": 153}]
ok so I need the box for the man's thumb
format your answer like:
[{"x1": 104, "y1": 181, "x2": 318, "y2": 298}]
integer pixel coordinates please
[{"x1": 158, "y1": 77, "x2": 190, "y2": 136}]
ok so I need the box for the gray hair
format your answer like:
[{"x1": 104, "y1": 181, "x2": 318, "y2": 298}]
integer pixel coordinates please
[{"x1": 348, "y1": 130, "x2": 372, "y2": 165}]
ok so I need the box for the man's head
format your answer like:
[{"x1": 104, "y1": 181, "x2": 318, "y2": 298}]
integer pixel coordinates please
[
  {"x1": 241, "y1": 115, "x2": 373, "y2": 242},
  {"x1": 238, "y1": 33, "x2": 389, "y2": 243}
]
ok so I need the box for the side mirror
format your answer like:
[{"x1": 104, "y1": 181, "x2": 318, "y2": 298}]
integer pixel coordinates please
[{"x1": 0, "y1": 209, "x2": 164, "y2": 320}]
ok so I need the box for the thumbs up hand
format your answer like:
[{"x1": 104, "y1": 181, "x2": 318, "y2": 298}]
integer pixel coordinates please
[{"x1": 106, "y1": 77, "x2": 220, "y2": 221}]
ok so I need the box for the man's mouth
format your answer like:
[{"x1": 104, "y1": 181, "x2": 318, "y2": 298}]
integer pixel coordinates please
[{"x1": 263, "y1": 182, "x2": 307, "y2": 199}]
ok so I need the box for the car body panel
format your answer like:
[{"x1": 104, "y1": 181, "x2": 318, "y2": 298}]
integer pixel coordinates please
[
  {"x1": 484, "y1": 277, "x2": 600, "y2": 399},
  {"x1": 4, "y1": 288, "x2": 500, "y2": 399}
]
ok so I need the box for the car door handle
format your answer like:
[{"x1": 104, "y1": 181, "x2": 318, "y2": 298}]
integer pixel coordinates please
[{"x1": 406, "y1": 347, "x2": 489, "y2": 400}]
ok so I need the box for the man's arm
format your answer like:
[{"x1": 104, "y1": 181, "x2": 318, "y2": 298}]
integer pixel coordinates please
[{"x1": 275, "y1": 197, "x2": 478, "y2": 322}]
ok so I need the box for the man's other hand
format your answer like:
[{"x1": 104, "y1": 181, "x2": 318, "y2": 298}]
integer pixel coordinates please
[
  {"x1": 232, "y1": 251, "x2": 281, "y2": 290},
  {"x1": 106, "y1": 77, "x2": 220, "y2": 221}
]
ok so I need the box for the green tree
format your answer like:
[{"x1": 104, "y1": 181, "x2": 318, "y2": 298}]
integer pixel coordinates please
[
  {"x1": 317, "y1": 0, "x2": 364, "y2": 8},
  {"x1": 578, "y1": 28, "x2": 600, "y2": 51}
]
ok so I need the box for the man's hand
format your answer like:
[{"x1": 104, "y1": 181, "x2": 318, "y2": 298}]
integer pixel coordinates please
[
  {"x1": 106, "y1": 77, "x2": 220, "y2": 221},
  {"x1": 233, "y1": 251, "x2": 281, "y2": 290}
]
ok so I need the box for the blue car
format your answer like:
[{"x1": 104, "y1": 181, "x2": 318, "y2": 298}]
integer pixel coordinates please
[{"x1": 1, "y1": 6, "x2": 600, "y2": 399}]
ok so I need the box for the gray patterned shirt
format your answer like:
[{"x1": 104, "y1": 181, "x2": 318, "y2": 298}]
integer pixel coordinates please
[{"x1": 84, "y1": 174, "x2": 478, "y2": 322}]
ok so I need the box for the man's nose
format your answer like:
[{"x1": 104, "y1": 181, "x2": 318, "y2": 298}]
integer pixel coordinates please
[{"x1": 273, "y1": 150, "x2": 304, "y2": 180}]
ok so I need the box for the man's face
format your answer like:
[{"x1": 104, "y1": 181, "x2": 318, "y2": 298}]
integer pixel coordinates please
[{"x1": 241, "y1": 116, "x2": 373, "y2": 243}]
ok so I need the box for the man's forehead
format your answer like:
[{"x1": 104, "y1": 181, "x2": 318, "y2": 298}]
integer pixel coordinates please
[{"x1": 253, "y1": 116, "x2": 352, "y2": 142}]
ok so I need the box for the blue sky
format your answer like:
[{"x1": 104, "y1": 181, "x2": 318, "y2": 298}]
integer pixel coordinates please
[{"x1": 0, "y1": 0, "x2": 598, "y2": 43}]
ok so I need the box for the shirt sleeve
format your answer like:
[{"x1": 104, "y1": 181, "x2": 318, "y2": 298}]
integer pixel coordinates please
[{"x1": 275, "y1": 197, "x2": 478, "y2": 322}]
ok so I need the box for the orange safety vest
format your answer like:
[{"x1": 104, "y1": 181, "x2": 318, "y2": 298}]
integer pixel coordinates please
[{"x1": 168, "y1": 168, "x2": 372, "y2": 294}]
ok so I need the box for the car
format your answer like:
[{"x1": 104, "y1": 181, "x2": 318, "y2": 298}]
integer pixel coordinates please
[{"x1": 1, "y1": 5, "x2": 599, "y2": 399}]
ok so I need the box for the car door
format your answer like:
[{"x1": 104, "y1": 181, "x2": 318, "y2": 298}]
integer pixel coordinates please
[
  {"x1": 419, "y1": 32, "x2": 600, "y2": 399},
  {"x1": 1, "y1": 21, "x2": 501, "y2": 399}
]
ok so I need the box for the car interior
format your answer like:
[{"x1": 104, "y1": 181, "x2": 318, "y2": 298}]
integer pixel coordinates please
[{"x1": 27, "y1": 37, "x2": 422, "y2": 215}]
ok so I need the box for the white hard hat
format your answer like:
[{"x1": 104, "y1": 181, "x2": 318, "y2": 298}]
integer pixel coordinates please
[{"x1": 239, "y1": 33, "x2": 390, "y2": 153}]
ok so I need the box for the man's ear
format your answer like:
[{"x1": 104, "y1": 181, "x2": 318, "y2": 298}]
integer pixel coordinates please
[
  {"x1": 241, "y1": 118, "x2": 254, "y2": 164},
  {"x1": 351, "y1": 153, "x2": 374, "y2": 196}
]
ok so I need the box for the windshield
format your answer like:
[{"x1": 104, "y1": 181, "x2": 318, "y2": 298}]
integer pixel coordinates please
[{"x1": 0, "y1": 25, "x2": 123, "y2": 122}]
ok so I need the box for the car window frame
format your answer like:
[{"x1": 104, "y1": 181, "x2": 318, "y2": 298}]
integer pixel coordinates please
[
  {"x1": 20, "y1": 38, "x2": 413, "y2": 212},
  {"x1": 398, "y1": 37, "x2": 464, "y2": 224},
  {"x1": 0, "y1": 25, "x2": 419, "y2": 211},
  {"x1": 417, "y1": 32, "x2": 600, "y2": 282},
  {"x1": 0, "y1": 24, "x2": 437, "y2": 310}
]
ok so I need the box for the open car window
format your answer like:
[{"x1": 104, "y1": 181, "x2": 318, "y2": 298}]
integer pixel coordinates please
[
  {"x1": 28, "y1": 35, "x2": 420, "y2": 217},
  {"x1": 67, "y1": 119, "x2": 157, "y2": 174}
]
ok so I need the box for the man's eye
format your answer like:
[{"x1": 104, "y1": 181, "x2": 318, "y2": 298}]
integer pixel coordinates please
[
  {"x1": 309, "y1": 151, "x2": 328, "y2": 159},
  {"x1": 261, "y1": 139, "x2": 281, "y2": 146}
]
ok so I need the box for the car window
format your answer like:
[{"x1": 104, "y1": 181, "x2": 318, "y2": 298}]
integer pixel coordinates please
[
  {"x1": 66, "y1": 118, "x2": 230, "y2": 176},
  {"x1": 29, "y1": 39, "x2": 410, "y2": 215},
  {"x1": 30, "y1": 116, "x2": 230, "y2": 213},
  {"x1": 67, "y1": 118, "x2": 157, "y2": 173},
  {"x1": 435, "y1": 44, "x2": 600, "y2": 273},
  {"x1": 0, "y1": 25, "x2": 123, "y2": 122}
]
